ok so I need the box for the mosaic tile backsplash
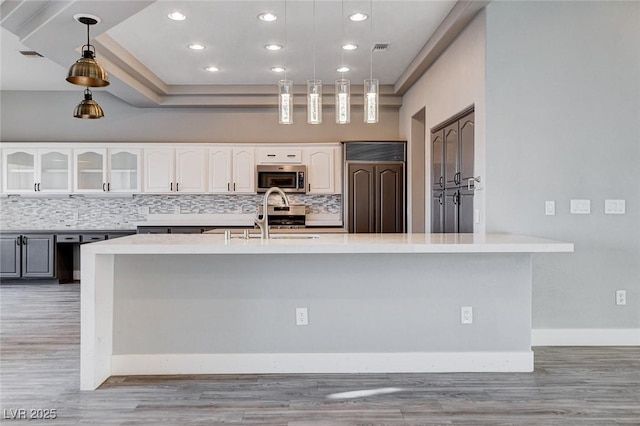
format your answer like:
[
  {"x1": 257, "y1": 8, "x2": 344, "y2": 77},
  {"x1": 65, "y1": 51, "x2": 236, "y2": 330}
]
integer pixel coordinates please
[{"x1": 0, "y1": 194, "x2": 342, "y2": 230}]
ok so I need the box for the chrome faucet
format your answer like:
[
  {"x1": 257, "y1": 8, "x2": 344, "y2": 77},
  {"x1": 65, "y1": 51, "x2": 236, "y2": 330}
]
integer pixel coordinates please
[{"x1": 255, "y1": 187, "x2": 290, "y2": 239}]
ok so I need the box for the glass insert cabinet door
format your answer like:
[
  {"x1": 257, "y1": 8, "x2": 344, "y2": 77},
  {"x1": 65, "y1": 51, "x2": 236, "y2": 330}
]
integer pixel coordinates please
[
  {"x1": 74, "y1": 149, "x2": 106, "y2": 192},
  {"x1": 38, "y1": 149, "x2": 72, "y2": 192},
  {"x1": 108, "y1": 149, "x2": 141, "y2": 192},
  {"x1": 3, "y1": 149, "x2": 35, "y2": 192}
]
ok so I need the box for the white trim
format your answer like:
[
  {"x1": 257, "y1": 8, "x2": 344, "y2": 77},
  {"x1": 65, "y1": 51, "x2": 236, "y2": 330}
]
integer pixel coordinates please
[
  {"x1": 532, "y1": 329, "x2": 640, "y2": 346},
  {"x1": 110, "y1": 352, "x2": 533, "y2": 377}
]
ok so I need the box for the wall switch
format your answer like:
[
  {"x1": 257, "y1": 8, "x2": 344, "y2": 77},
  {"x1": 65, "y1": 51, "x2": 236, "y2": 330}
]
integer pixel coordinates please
[
  {"x1": 545, "y1": 201, "x2": 556, "y2": 216},
  {"x1": 616, "y1": 290, "x2": 626, "y2": 305},
  {"x1": 605, "y1": 199, "x2": 626, "y2": 215},
  {"x1": 295, "y1": 307, "x2": 308, "y2": 326},
  {"x1": 461, "y1": 307, "x2": 473, "y2": 324},
  {"x1": 570, "y1": 199, "x2": 591, "y2": 214}
]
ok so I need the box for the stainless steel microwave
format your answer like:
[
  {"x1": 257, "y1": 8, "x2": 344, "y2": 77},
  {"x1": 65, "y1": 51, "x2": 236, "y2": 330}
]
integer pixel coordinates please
[{"x1": 256, "y1": 165, "x2": 307, "y2": 193}]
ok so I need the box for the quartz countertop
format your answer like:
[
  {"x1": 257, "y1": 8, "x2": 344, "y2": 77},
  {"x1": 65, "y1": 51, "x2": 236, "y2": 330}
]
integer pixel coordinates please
[{"x1": 81, "y1": 233, "x2": 574, "y2": 255}]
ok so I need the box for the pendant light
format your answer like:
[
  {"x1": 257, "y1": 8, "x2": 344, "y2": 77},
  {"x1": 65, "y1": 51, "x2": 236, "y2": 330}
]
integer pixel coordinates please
[
  {"x1": 66, "y1": 15, "x2": 110, "y2": 88},
  {"x1": 73, "y1": 88, "x2": 104, "y2": 119},
  {"x1": 278, "y1": 0, "x2": 293, "y2": 124},
  {"x1": 364, "y1": 0, "x2": 379, "y2": 124},
  {"x1": 335, "y1": 0, "x2": 350, "y2": 124},
  {"x1": 307, "y1": 0, "x2": 322, "y2": 124}
]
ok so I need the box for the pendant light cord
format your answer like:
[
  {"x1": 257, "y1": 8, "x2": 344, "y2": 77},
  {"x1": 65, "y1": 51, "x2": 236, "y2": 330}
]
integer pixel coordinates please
[
  {"x1": 341, "y1": 0, "x2": 345, "y2": 78},
  {"x1": 313, "y1": 0, "x2": 316, "y2": 81},
  {"x1": 284, "y1": 0, "x2": 288, "y2": 81},
  {"x1": 370, "y1": 0, "x2": 373, "y2": 81}
]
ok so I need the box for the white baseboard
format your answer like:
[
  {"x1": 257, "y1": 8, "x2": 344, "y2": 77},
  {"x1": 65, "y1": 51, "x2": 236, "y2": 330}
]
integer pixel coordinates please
[
  {"x1": 532, "y1": 328, "x2": 640, "y2": 346},
  {"x1": 111, "y1": 351, "x2": 533, "y2": 376}
]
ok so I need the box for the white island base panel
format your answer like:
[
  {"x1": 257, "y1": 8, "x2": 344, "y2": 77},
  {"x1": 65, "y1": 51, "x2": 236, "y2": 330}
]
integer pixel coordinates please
[{"x1": 81, "y1": 234, "x2": 573, "y2": 390}]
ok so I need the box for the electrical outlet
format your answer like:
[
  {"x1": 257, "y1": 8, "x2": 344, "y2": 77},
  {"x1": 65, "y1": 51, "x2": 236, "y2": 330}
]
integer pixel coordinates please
[
  {"x1": 616, "y1": 290, "x2": 626, "y2": 305},
  {"x1": 295, "y1": 307, "x2": 308, "y2": 326},
  {"x1": 570, "y1": 199, "x2": 590, "y2": 214},
  {"x1": 605, "y1": 199, "x2": 626, "y2": 215},
  {"x1": 545, "y1": 201, "x2": 555, "y2": 216},
  {"x1": 461, "y1": 307, "x2": 473, "y2": 324}
]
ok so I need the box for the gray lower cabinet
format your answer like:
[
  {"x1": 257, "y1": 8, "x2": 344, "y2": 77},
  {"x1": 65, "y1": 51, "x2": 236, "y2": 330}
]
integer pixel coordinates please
[{"x1": 0, "y1": 234, "x2": 55, "y2": 279}]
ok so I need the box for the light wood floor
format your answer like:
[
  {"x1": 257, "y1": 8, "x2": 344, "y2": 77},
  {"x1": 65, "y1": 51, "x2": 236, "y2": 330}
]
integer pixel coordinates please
[{"x1": 1, "y1": 282, "x2": 639, "y2": 425}]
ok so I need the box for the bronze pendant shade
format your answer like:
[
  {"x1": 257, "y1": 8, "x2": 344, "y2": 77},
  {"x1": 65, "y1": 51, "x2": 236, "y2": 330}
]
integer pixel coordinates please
[
  {"x1": 73, "y1": 88, "x2": 104, "y2": 119},
  {"x1": 66, "y1": 16, "x2": 109, "y2": 88}
]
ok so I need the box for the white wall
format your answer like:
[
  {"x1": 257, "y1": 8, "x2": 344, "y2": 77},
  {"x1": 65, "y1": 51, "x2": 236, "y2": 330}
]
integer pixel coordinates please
[
  {"x1": 485, "y1": 1, "x2": 640, "y2": 330},
  {"x1": 0, "y1": 91, "x2": 399, "y2": 143},
  {"x1": 399, "y1": 10, "x2": 486, "y2": 233}
]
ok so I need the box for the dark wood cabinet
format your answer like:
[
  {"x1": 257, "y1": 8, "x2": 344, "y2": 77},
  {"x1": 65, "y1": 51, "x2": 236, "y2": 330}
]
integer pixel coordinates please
[
  {"x1": 347, "y1": 163, "x2": 405, "y2": 233},
  {"x1": 1, "y1": 234, "x2": 54, "y2": 279},
  {"x1": 431, "y1": 109, "x2": 475, "y2": 233}
]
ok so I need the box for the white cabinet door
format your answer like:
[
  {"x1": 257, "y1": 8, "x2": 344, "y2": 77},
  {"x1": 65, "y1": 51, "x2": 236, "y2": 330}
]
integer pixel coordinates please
[
  {"x1": 208, "y1": 148, "x2": 232, "y2": 193},
  {"x1": 74, "y1": 148, "x2": 107, "y2": 193},
  {"x1": 38, "y1": 149, "x2": 72, "y2": 193},
  {"x1": 232, "y1": 148, "x2": 255, "y2": 193},
  {"x1": 144, "y1": 148, "x2": 174, "y2": 193},
  {"x1": 108, "y1": 149, "x2": 141, "y2": 193},
  {"x1": 303, "y1": 147, "x2": 335, "y2": 194},
  {"x1": 175, "y1": 148, "x2": 207, "y2": 193},
  {"x1": 256, "y1": 148, "x2": 302, "y2": 164},
  {"x1": 3, "y1": 149, "x2": 36, "y2": 193}
]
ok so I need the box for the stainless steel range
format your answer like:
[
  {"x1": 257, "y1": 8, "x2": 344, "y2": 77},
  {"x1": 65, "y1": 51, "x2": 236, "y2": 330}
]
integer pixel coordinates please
[{"x1": 257, "y1": 204, "x2": 306, "y2": 229}]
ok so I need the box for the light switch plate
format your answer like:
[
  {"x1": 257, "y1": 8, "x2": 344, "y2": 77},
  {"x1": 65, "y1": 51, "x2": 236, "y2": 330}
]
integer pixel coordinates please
[
  {"x1": 605, "y1": 199, "x2": 625, "y2": 215},
  {"x1": 545, "y1": 201, "x2": 555, "y2": 216},
  {"x1": 570, "y1": 199, "x2": 591, "y2": 214}
]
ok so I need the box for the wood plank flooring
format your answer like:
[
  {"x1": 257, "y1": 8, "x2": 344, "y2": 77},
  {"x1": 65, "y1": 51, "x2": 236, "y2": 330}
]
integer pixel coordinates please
[{"x1": 1, "y1": 281, "x2": 639, "y2": 425}]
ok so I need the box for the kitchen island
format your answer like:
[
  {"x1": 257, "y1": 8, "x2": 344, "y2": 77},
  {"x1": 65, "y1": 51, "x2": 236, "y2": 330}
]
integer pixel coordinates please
[{"x1": 81, "y1": 233, "x2": 573, "y2": 390}]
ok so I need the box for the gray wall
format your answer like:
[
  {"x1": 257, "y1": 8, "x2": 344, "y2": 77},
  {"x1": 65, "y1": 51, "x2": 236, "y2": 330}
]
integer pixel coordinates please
[
  {"x1": 0, "y1": 91, "x2": 399, "y2": 143},
  {"x1": 485, "y1": 1, "x2": 640, "y2": 328}
]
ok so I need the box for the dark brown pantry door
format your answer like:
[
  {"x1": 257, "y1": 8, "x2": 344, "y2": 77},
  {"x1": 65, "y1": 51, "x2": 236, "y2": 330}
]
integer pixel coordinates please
[
  {"x1": 459, "y1": 112, "x2": 475, "y2": 186},
  {"x1": 348, "y1": 163, "x2": 375, "y2": 233},
  {"x1": 376, "y1": 164, "x2": 404, "y2": 233}
]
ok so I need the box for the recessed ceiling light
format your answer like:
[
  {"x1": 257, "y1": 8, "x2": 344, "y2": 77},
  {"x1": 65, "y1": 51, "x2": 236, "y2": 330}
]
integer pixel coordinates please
[
  {"x1": 205, "y1": 66, "x2": 220, "y2": 72},
  {"x1": 342, "y1": 44, "x2": 358, "y2": 51},
  {"x1": 337, "y1": 66, "x2": 351, "y2": 73},
  {"x1": 265, "y1": 44, "x2": 283, "y2": 51},
  {"x1": 167, "y1": 12, "x2": 186, "y2": 21},
  {"x1": 348, "y1": 12, "x2": 368, "y2": 22},
  {"x1": 188, "y1": 43, "x2": 206, "y2": 50},
  {"x1": 271, "y1": 67, "x2": 286, "y2": 73},
  {"x1": 258, "y1": 12, "x2": 277, "y2": 22}
]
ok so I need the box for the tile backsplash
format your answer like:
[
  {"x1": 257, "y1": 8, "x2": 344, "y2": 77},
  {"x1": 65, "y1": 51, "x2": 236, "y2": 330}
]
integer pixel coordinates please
[{"x1": 0, "y1": 194, "x2": 341, "y2": 230}]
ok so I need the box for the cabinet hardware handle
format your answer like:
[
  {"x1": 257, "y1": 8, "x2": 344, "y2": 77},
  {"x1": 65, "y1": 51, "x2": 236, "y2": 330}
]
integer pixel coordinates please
[
  {"x1": 439, "y1": 193, "x2": 443, "y2": 205},
  {"x1": 287, "y1": 154, "x2": 295, "y2": 157},
  {"x1": 34, "y1": 183, "x2": 37, "y2": 192},
  {"x1": 107, "y1": 183, "x2": 110, "y2": 191},
  {"x1": 171, "y1": 182, "x2": 173, "y2": 191},
  {"x1": 233, "y1": 183, "x2": 236, "y2": 191},
  {"x1": 102, "y1": 183, "x2": 106, "y2": 192},
  {"x1": 453, "y1": 192, "x2": 458, "y2": 205},
  {"x1": 227, "y1": 183, "x2": 230, "y2": 191},
  {"x1": 22, "y1": 236, "x2": 27, "y2": 245},
  {"x1": 37, "y1": 183, "x2": 41, "y2": 191},
  {"x1": 176, "y1": 183, "x2": 179, "y2": 192},
  {"x1": 439, "y1": 176, "x2": 444, "y2": 188},
  {"x1": 308, "y1": 183, "x2": 311, "y2": 192},
  {"x1": 267, "y1": 154, "x2": 276, "y2": 157},
  {"x1": 16, "y1": 236, "x2": 21, "y2": 246}
]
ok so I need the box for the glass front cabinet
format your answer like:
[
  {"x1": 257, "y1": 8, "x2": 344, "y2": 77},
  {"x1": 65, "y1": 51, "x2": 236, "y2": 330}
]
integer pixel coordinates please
[
  {"x1": 74, "y1": 148, "x2": 141, "y2": 193},
  {"x1": 2, "y1": 148, "x2": 72, "y2": 194}
]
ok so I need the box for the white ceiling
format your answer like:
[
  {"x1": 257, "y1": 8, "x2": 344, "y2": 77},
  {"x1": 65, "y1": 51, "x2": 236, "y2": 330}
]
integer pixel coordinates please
[{"x1": 0, "y1": 0, "x2": 481, "y2": 107}]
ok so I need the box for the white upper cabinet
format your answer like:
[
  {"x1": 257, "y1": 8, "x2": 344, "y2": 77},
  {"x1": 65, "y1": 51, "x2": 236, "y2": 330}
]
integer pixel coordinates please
[
  {"x1": 175, "y1": 148, "x2": 207, "y2": 193},
  {"x1": 108, "y1": 149, "x2": 142, "y2": 193},
  {"x1": 303, "y1": 147, "x2": 337, "y2": 194},
  {"x1": 208, "y1": 148, "x2": 232, "y2": 193},
  {"x1": 232, "y1": 148, "x2": 255, "y2": 193},
  {"x1": 144, "y1": 147, "x2": 207, "y2": 193},
  {"x1": 3, "y1": 148, "x2": 73, "y2": 194},
  {"x1": 256, "y1": 148, "x2": 302, "y2": 164},
  {"x1": 75, "y1": 148, "x2": 141, "y2": 193}
]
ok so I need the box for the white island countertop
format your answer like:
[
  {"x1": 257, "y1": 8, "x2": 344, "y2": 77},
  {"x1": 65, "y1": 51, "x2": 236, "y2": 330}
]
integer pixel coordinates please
[{"x1": 83, "y1": 233, "x2": 574, "y2": 255}]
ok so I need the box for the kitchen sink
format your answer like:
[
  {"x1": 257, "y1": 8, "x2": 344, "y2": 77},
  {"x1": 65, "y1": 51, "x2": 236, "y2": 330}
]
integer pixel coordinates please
[{"x1": 269, "y1": 234, "x2": 320, "y2": 239}]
